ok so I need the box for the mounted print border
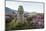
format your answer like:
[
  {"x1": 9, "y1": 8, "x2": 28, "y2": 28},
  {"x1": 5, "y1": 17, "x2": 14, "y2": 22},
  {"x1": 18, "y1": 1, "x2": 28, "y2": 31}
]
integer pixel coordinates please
[{"x1": 5, "y1": 1, "x2": 45, "y2": 31}]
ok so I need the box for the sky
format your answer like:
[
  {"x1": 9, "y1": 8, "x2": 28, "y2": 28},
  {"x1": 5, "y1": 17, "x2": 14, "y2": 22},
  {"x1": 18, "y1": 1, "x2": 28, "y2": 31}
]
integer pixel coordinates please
[{"x1": 6, "y1": 1, "x2": 44, "y2": 13}]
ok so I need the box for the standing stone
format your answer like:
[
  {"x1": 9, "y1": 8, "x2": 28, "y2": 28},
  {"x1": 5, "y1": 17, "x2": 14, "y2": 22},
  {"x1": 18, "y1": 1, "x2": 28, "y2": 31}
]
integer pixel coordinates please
[{"x1": 17, "y1": 5, "x2": 24, "y2": 23}]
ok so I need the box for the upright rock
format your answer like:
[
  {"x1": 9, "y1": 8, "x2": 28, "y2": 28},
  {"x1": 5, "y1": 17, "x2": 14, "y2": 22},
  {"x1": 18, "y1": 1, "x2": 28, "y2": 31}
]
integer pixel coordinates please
[{"x1": 17, "y1": 5, "x2": 24, "y2": 23}]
